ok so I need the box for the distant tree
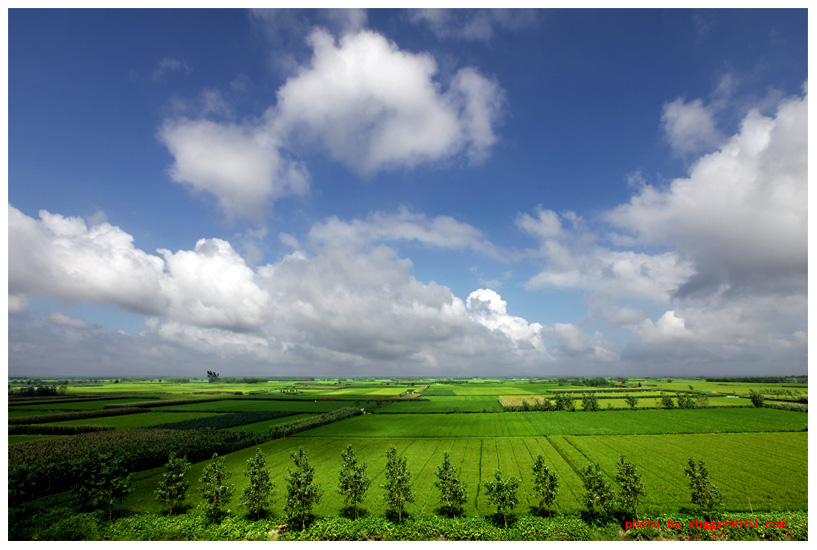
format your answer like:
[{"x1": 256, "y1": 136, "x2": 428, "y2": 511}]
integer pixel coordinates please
[
  {"x1": 206, "y1": 370, "x2": 220, "y2": 383},
  {"x1": 434, "y1": 452, "x2": 467, "y2": 518},
  {"x1": 242, "y1": 448, "x2": 274, "y2": 520},
  {"x1": 530, "y1": 454, "x2": 559, "y2": 515},
  {"x1": 685, "y1": 458, "x2": 722, "y2": 519},
  {"x1": 582, "y1": 393, "x2": 600, "y2": 411},
  {"x1": 482, "y1": 470, "x2": 520, "y2": 527},
  {"x1": 155, "y1": 452, "x2": 191, "y2": 515},
  {"x1": 615, "y1": 455, "x2": 645, "y2": 520},
  {"x1": 749, "y1": 390, "x2": 765, "y2": 408},
  {"x1": 676, "y1": 393, "x2": 697, "y2": 409},
  {"x1": 624, "y1": 394, "x2": 639, "y2": 409},
  {"x1": 697, "y1": 395, "x2": 710, "y2": 408},
  {"x1": 555, "y1": 393, "x2": 575, "y2": 411},
  {"x1": 286, "y1": 447, "x2": 322, "y2": 529},
  {"x1": 582, "y1": 463, "x2": 614, "y2": 517},
  {"x1": 381, "y1": 446, "x2": 414, "y2": 522},
  {"x1": 199, "y1": 453, "x2": 233, "y2": 523},
  {"x1": 337, "y1": 444, "x2": 370, "y2": 519},
  {"x1": 660, "y1": 394, "x2": 676, "y2": 409}
]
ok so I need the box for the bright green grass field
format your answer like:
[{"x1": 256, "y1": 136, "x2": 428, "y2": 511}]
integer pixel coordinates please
[
  {"x1": 377, "y1": 396, "x2": 501, "y2": 413},
  {"x1": 297, "y1": 409, "x2": 806, "y2": 438},
  {"x1": 121, "y1": 430, "x2": 806, "y2": 517}
]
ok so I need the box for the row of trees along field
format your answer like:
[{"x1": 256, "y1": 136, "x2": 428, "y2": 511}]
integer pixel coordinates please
[{"x1": 50, "y1": 445, "x2": 726, "y2": 530}]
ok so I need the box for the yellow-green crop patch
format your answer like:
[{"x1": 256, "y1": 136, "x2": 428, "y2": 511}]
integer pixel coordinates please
[
  {"x1": 150, "y1": 399, "x2": 352, "y2": 413},
  {"x1": 377, "y1": 396, "x2": 500, "y2": 413}
]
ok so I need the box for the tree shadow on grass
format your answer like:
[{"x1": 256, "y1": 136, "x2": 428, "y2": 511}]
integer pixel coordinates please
[{"x1": 339, "y1": 506, "x2": 370, "y2": 520}]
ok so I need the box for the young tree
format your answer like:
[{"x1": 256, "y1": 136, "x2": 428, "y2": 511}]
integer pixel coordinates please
[
  {"x1": 660, "y1": 394, "x2": 676, "y2": 409},
  {"x1": 94, "y1": 452, "x2": 133, "y2": 520},
  {"x1": 697, "y1": 395, "x2": 710, "y2": 408},
  {"x1": 582, "y1": 463, "x2": 614, "y2": 517},
  {"x1": 582, "y1": 393, "x2": 600, "y2": 411},
  {"x1": 337, "y1": 444, "x2": 370, "y2": 519},
  {"x1": 433, "y1": 452, "x2": 468, "y2": 518},
  {"x1": 199, "y1": 453, "x2": 234, "y2": 523},
  {"x1": 285, "y1": 447, "x2": 322, "y2": 529},
  {"x1": 749, "y1": 390, "x2": 765, "y2": 408},
  {"x1": 241, "y1": 448, "x2": 274, "y2": 520},
  {"x1": 381, "y1": 446, "x2": 414, "y2": 522},
  {"x1": 530, "y1": 454, "x2": 559, "y2": 515},
  {"x1": 9, "y1": 464, "x2": 36, "y2": 513},
  {"x1": 482, "y1": 470, "x2": 520, "y2": 527},
  {"x1": 624, "y1": 394, "x2": 639, "y2": 409},
  {"x1": 685, "y1": 458, "x2": 722, "y2": 519},
  {"x1": 155, "y1": 452, "x2": 191, "y2": 515},
  {"x1": 676, "y1": 393, "x2": 697, "y2": 409},
  {"x1": 615, "y1": 455, "x2": 645, "y2": 520}
]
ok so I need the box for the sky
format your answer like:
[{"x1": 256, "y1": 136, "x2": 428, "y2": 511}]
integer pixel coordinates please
[{"x1": 5, "y1": 8, "x2": 809, "y2": 378}]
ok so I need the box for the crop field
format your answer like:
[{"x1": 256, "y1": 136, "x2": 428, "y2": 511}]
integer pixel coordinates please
[{"x1": 8, "y1": 376, "x2": 807, "y2": 541}]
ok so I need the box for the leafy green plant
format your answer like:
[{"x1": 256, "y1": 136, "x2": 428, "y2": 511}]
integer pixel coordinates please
[
  {"x1": 530, "y1": 454, "x2": 558, "y2": 515},
  {"x1": 624, "y1": 394, "x2": 639, "y2": 408},
  {"x1": 198, "y1": 453, "x2": 234, "y2": 523},
  {"x1": 482, "y1": 469, "x2": 520, "y2": 527},
  {"x1": 241, "y1": 448, "x2": 274, "y2": 520},
  {"x1": 381, "y1": 446, "x2": 414, "y2": 522},
  {"x1": 684, "y1": 457, "x2": 721, "y2": 519},
  {"x1": 581, "y1": 393, "x2": 600, "y2": 411},
  {"x1": 285, "y1": 447, "x2": 322, "y2": 529},
  {"x1": 155, "y1": 452, "x2": 191, "y2": 515},
  {"x1": 581, "y1": 463, "x2": 614, "y2": 517},
  {"x1": 614, "y1": 455, "x2": 645, "y2": 520},
  {"x1": 433, "y1": 452, "x2": 467, "y2": 518},
  {"x1": 337, "y1": 444, "x2": 370, "y2": 519},
  {"x1": 749, "y1": 390, "x2": 765, "y2": 408}
]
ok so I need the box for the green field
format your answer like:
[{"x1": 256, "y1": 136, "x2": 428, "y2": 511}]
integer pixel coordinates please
[{"x1": 8, "y1": 376, "x2": 808, "y2": 541}]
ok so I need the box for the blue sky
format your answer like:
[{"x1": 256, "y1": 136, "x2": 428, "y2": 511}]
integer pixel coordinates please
[{"x1": 6, "y1": 8, "x2": 808, "y2": 377}]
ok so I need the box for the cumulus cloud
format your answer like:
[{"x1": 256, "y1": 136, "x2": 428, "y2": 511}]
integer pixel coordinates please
[
  {"x1": 9, "y1": 204, "x2": 575, "y2": 376},
  {"x1": 159, "y1": 26, "x2": 505, "y2": 221},
  {"x1": 466, "y1": 289, "x2": 544, "y2": 350},
  {"x1": 8, "y1": 205, "x2": 270, "y2": 331},
  {"x1": 273, "y1": 28, "x2": 504, "y2": 174},
  {"x1": 610, "y1": 90, "x2": 807, "y2": 298},
  {"x1": 158, "y1": 119, "x2": 309, "y2": 222},
  {"x1": 661, "y1": 97, "x2": 724, "y2": 155}
]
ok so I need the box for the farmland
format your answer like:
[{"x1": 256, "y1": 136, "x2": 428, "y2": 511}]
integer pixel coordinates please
[{"x1": 8, "y1": 376, "x2": 808, "y2": 541}]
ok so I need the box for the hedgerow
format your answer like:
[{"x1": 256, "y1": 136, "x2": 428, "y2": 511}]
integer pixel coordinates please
[
  {"x1": 104, "y1": 398, "x2": 223, "y2": 409},
  {"x1": 8, "y1": 428, "x2": 268, "y2": 500},
  {"x1": 8, "y1": 424, "x2": 115, "y2": 435},
  {"x1": 147, "y1": 411, "x2": 296, "y2": 430},
  {"x1": 268, "y1": 407, "x2": 363, "y2": 439},
  {"x1": 8, "y1": 408, "x2": 147, "y2": 425}
]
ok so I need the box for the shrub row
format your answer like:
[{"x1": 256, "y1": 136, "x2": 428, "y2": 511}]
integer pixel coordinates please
[
  {"x1": 762, "y1": 402, "x2": 807, "y2": 413},
  {"x1": 10, "y1": 509, "x2": 807, "y2": 541},
  {"x1": 147, "y1": 411, "x2": 296, "y2": 430},
  {"x1": 8, "y1": 407, "x2": 147, "y2": 425},
  {"x1": 8, "y1": 428, "x2": 269, "y2": 499},
  {"x1": 269, "y1": 407, "x2": 363, "y2": 439},
  {"x1": 8, "y1": 424, "x2": 115, "y2": 435}
]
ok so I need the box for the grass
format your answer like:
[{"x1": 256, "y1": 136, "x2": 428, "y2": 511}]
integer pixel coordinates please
[{"x1": 296, "y1": 408, "x2": 806, "y2": 438}]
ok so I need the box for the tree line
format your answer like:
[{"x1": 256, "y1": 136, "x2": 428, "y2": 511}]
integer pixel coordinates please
[{"x1": 38, "y1": 446, "x2": 726, "y2": 530}]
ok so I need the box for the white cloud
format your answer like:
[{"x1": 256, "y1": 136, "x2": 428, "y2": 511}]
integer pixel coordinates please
[
  {"x1": 273, "y1": 28, "x2": 504, "y2": 174},
  {"x1": 661, "y1": 97, "x2": 724, "y2": 156},
  {"x1": 159, "y1": 26, "x2": 505, "y2": 222},
  {"x1": 46, "y1": 312, "x2": 93, "y2": 329},
  {"x1": 8, "y1": 293, "x2": 28, "y2": 314},
  {"x1": 408, "y1": 8, "x2": 538, "y2": 42},
  {"x1": 515, "y1": 206, "x2": 563, "y2": 240},
  {"x1": 610, "y1": 90, "x2": 807, "y2": 298},
  {"x1": 307, "y1": 207, "x2": 499, "y2": 257},
  {"x1": 158, "y1": 119, "x2": 309, "y2": 222},
  {"x1": 466, "y1": 288, "x2": 544, "y2": 350}
]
